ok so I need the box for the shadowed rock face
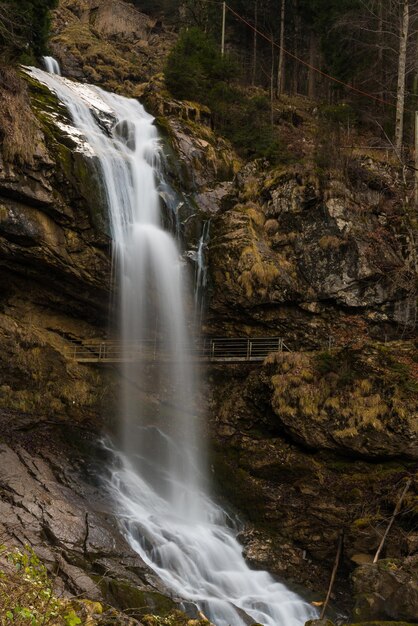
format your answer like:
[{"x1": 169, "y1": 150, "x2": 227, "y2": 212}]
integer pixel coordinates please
[
  {"x1": 0, "y1": 410, "x2": 178, "y2": 617},
  {"x1": 0, "y1": 73, "x2": 114, "y2": 422},
  {"x1": 208, "y1": 342, "x2": 418, "y2": 613}
]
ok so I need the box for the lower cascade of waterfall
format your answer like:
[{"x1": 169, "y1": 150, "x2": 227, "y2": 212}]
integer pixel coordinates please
[
  {"x1": 105, "y1": 445, "x2": 316, "y2": 626},
  {"x1": 31, "y1": 61, "x2": 317, "y2": 626}
]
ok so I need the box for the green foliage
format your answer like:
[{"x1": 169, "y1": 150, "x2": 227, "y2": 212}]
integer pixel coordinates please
[
  {"x1": 314, "y1": 349, "x2": 359, "y2": 386},
  {"x1": 0, "y1": 0, "x2": 58, "y2": 60},
  {"x1": 378, "y1": 351, "x2": 418, "y2": 396},
  {"x1": 299, "y1": 0, "x2": 362, "y2": 80},
  {"x1": 165, "y1": 28, "x2": 287, "y2": 163},
  {"x1": 165, "y1": 27, "x2": 235, "y2": 102},
  {"x1": 0, "y1": 545, "x2": 83, "y2": 625},
  {"x1": 319, "y1": 103, "x2": 357, "y2": 125}
]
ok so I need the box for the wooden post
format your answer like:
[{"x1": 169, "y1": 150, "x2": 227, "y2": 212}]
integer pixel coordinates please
[
  {"x1": 320, "y1": 532, "x2": 343, "y2": 619},
  {"x1": 373, "y1": 478, "x2": 412, "y2": 563},
  {"x1": 270, "y1": 37, "x2": 274, "y2": 126},
  {"x1": 221, "y1": 2, "x2": 226, "y2": 57}
]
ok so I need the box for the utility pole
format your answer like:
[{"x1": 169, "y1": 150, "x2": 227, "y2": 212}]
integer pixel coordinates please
[{"x1": 221, "y1": 1, "x2": 226, "y2": 56}]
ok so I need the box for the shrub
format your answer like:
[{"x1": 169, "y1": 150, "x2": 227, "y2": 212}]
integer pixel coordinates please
[
  {"x1": 165, "y1": 27, "x2": 235, "y2": 103},
  {"x1": 0, "y1": 544, "x2": 83, "y2": 625}
]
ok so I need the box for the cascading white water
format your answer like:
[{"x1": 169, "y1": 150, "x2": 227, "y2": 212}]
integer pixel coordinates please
[
  {"x1": 27, "y1": 66, "x2": 317, "y2": 626},
  {"x1": 194, "y1": 220, "x2": 210, "y2": 326},
  {"x1": 42, "y1": 56, "x2": 61, "y2": 75}
]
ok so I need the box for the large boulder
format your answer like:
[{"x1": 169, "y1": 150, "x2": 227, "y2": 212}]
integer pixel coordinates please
[
  {"x1": 268, "y1": 345, "x2": 418, "y2": 459},
  {"x1": 352, "y1": 559, "x2": 418, "y2": 623}
]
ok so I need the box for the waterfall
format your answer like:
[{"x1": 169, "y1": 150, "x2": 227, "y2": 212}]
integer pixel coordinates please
[
  {"x1": 27, "y1": 66, "x2": 317, "y2": 626},
  {"x1": 42, "y1": 56, "x2": 61, "y2": 75}
]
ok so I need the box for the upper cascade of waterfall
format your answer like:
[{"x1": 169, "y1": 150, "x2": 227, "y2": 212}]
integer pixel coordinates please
[
  {"x1": 26, "y1": 65, "x2": 317, "y2": 626},
  {"x1": 42, "y1": 56, "x2": 61, "y2": 75}
]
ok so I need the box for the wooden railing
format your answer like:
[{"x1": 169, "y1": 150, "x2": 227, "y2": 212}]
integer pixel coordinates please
[{"x1": 65, "y1": 337, "x2": 291, "y2": 364}]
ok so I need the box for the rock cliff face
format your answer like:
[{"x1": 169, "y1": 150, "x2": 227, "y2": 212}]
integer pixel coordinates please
[
  {"x1": 206, "y1": 159, "x2": 416, "y2": 346},
  {"x1": 0, "y1": 410, "x2": 179, "y2": 619},
  {"x1": 0, "y1": 68, "x2": 114, "y2": 422},
  {"x1": 209, "y1": 344, "x2": 417, "y2": 601}
]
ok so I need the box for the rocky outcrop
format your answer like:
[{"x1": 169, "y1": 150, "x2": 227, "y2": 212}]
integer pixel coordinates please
[
  {"x1": 268, "y1": 344, "x2": 418, "y2": 459},
  {"x1": 207, "y1": 161, "x2": 416, "y2": 346},
  {"x1": 0, "y1": 70, "x2": 114, "y2": 420},
  {"x1": 50, "y1": 0, "x2": 176, "y2": 93},
  {"x1": 352, "y1": 559, "x2": 418, "y2": 623}
]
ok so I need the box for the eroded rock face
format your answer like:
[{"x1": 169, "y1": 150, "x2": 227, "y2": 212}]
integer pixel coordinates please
[
  {"x1": 0, "y1": 70, "x2": 113, "y2": 420},
  {"x1": 268, "y1": 345, "x2": 418, "y2": 459}
]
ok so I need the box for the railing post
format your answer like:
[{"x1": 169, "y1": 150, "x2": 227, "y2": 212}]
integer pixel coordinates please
[
  {"x1": 279, "y1": 338, "x2": 283, "y2": 352},
  {"x1": 211, "y1": 340, "x2": 215, "y2": 360},
  {"x1": 249, "y1": 340, "x2": 252, "y2": 360}
]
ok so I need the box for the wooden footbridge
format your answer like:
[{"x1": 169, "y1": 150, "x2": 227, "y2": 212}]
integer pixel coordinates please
[{"x1": 65, "y1": 337, "x2": 291, "y2": 364}]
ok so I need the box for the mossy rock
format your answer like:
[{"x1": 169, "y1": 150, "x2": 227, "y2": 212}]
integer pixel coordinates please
[
  {"x1": 98, "y1": 578, "x2": 176, "y2": 618},
  {"x1": 142, "y1": 609, "x2": 211, "y2": 625}
]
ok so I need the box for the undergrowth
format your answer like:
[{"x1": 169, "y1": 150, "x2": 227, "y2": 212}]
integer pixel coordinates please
[
  {"x1": 0, "y1": 66, "x2": 40, "y2": 165},
  {"x1": 0, "y1": 545, "x2": 83, "y2": 625}
]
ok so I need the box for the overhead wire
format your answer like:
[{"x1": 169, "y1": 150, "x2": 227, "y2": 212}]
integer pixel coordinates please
[{"x1": 194, "y1": 0, "x2": 415, "y2": 113}]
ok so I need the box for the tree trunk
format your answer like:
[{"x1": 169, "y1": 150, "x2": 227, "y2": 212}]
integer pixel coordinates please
[
  {"x1": 277, "y1": 0, "x2": 285, "y2": 96},
  {"x1": 395, "y1": 0, "x2": 409, "y2": 154},
  {"x1": 292, "y1": 0, "x2": 300, "y2": 95},
  {"x1": 308, "y1": 30, "x2": 317, "y2": 99},
  {"x1": 271, "y1": 37, "x2": 275, "y2": 125},
  {"x1": 378, "y1": 0, "x2": 384, "y2": 102},
  {"x1": 251, "y1": 0, "x2": 258, "y2": 85}
]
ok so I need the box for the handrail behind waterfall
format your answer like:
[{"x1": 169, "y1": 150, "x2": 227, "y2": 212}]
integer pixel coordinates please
[{"x1": 65, "y1": 337, "x2": 292, "y2": 364}]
